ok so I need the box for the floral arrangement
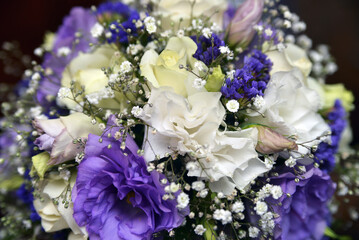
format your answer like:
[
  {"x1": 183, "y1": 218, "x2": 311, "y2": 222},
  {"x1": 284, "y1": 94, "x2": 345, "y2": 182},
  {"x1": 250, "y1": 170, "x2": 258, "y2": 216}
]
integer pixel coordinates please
[{"x1": 0, "y1": 0, "x2": 358, "y2": 239}]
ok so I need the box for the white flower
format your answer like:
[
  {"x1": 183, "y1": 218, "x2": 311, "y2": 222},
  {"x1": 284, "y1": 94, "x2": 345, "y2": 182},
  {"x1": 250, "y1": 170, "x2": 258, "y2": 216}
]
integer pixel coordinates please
[
  {"x1": 32, "y1": 72, "x2": 41, "y2": 81},
  {"x1": 194, "y1": 225, "x2": 206, "y2": 235},
  {"x1": 219, "y1": 46, "x2": 230, "y2": 54},
  {"x1": 131, "y1": 106, "x2": 143, "y2": 118},
  {"x1": 285, "y1": 156, "x2": 296, "y2": 167},
  {"x1": 108, "y1": 73, "x2": 119, "y2": 84},
  {"x1": 248, "y1": 69, "x2": 330, "y2": 155},
  {"x1": 252, "y1": 95, "x2": 265, "y2": 110},
  {"x1": 169, "y1": 182, "x2": 180, "y2": 193},
  {"x1": 255, "y1": 201, "x2": 268, "y2": 216},
  {"x1": 34, "y1": 47, "x2": 43, "y2": 56},
  {"x1": 140, "y1": 88, "x2": 268, "y2": 194},
  {"x1": 58, "y1": 45, "x2": 128, "y2": 111},
  {"x1": 193, "y1": 78, "x2": 206, "y2": 89},
  {"x1": 231, "y1": 201, "x2": 245, "y2": 213},
  {"x1": 157, "y1": 0, "x2": 228, "y2": 31},
  {"x1": 57, "y1": 46, "x2": 71, "y2": 57},
  {"x1": 186, "y1": 161, "x2": 200, "y2": 172},
  {"x1": 90, "y1": 22, "x2": 104, "y2": 38},
  {"x1": 192, "y1": 181, "x2": 205, "y2": 191},
  {"x1": 33, "y1": 173, "x2": 87, "y2": 238},
  {"x1": 199, "y1": 189, "x2": 209, "y2": 198},
  {"x1": 177, "y1": 192, "x2": 189, "y2": 209},
  {"x1": 57, "y1": 87, "x2": 71, "y2": 99},
  {"x1": 266, "y1": 43, "x2": 312, "y2": 77},
  {"x1": 119, "y1": 61, "x2": 132, "y2": 73},
  {"x1": 194, "y1": 61, "x2": 205, "y2": 71},
  {"x1": 202, "y1": 28, "x2": 212, "y2": 39},
  {"x1": 126, "y1": 43, "x2": 144, "y2": 55},
  {"x1": 140, "y1": 36, "x2": 202, "y2": 97},
  {"x1": 213, "y1": 209, "x2": 232, "y2": 225},
  {"x1": 144, "y1": 16, "x2": 157, "y2": 34},
  {"x1": 248, "y1": 226, "x2": 260, "y2": 238},
  {"x1": 226, "y1": 99, "x2": 240, "y2": 113},
  {"x1": 271, "y1": 185, "x2": 283, "y2": 199}
]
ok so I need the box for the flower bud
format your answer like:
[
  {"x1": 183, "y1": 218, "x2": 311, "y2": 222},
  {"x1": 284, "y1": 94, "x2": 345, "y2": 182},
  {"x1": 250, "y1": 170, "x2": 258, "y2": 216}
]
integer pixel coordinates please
[
  {"x1": 227, "y1": 0, "x2": 264, "y2": 46},
  {"x1": 255, "y1": 126, "x2": 298, "y2": 154}
]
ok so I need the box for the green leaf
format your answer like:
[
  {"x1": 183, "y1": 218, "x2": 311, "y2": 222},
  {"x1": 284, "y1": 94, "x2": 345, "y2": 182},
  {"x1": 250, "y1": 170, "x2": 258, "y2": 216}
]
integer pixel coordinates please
[
  {"x1": 204, "y1": 221, "x2": 217, "y2": 240},
  {"x1": 0, "y1": 176, "x2": 23, "y2": 190},
  {"x1": 31, "y1": 152, "x2": 50, "y2": 179},
  {"x1": 324, "y1": 227, "x2": 352, "y2": 240}
]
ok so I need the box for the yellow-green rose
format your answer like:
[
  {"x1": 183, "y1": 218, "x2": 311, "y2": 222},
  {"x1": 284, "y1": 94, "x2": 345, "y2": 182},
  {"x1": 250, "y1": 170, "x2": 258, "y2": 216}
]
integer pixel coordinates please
[
  {"x1": 59, "y1": 45, "x2": 127, "y2": 111},
  {"x1": 307, "y1": 79, "x2": 354, "y2": 112},
  {"x1": 140, "y1": 36, "x2": 204, "y2": 97}
]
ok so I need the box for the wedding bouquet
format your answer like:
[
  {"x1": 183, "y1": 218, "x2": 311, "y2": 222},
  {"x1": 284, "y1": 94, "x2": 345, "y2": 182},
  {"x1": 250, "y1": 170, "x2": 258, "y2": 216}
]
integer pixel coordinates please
[{"x1": 0, "y1": 0, "x2": 357, "y2": 239}]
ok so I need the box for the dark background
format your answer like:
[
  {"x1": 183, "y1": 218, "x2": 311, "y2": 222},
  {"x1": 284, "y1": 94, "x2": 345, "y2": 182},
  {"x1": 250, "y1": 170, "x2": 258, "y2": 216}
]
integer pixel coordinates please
[{"x1": 0, "y1": 0, "x2": 358, "y2": 237}]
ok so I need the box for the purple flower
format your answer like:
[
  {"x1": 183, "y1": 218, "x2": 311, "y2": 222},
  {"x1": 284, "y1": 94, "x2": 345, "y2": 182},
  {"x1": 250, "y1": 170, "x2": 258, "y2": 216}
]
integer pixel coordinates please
[
  {"x1": 73, "y1": 116, "x2": 188, "y2": 240},
  {"x1": 37, "y1": 7, "x2": 97, "y2": 106},
  {"x1": 191, "y1": 33, "x2": 225, "y2": 66},
  {"x1": 315, "y1": 99, "x2": 347, "y2": 172},
  {"x1": 221, "y1": 49, "x2": 272, "y2": 100},
  {"x1": 96, "y1": 2, "x2": 140, "y2": 45},
  {"x1": 268, "y1": 165, "x2": 335, "y2": 240}
]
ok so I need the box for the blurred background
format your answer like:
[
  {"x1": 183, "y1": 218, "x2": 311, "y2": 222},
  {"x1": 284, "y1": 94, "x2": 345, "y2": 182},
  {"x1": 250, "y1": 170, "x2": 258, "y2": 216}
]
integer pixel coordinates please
[{"x1": 0, "y1": 0, "x2": 358, "y2": 237}]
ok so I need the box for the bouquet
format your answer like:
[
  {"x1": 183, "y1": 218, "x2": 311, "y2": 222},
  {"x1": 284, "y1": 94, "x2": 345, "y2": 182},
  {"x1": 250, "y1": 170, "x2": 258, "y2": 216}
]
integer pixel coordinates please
[{"x1": 0, "y1": 0, "x2": 357, "y2": 239}]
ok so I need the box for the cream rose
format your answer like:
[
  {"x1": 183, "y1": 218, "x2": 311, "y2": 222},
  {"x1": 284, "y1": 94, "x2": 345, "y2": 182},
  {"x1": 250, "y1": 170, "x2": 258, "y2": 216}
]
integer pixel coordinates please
[
  {"x1": 157, "y1": 0, "x2": 228, "y2": 30},
  {"x1": 58, "y1": 45, "x2": 127, "y2": 110},
  {"x1": 140, "y1": 36, "x2": 203, "y2": 97},
  {"x1": 140, "y1": 87, "x2": 268, "y2": 193},
  {"x1": 33, "y1": 172, "x2": 87, "y2": 239},
  {"x1": 266, "y1": 43, "x2": 312, "y2": 77}
]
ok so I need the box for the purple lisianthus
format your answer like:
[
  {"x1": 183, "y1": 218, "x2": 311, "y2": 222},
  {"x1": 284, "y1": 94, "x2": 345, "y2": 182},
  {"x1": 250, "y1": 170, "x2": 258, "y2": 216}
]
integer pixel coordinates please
[
  {"x1": 73, "y1": 116, "x2": 188, "y2": 240},
  {"x1": 37, "y1": 7, "x2": 97, "y2": 106},
  {"x1": 268, "y1": 165, "x2": 335, "y2": 240}
]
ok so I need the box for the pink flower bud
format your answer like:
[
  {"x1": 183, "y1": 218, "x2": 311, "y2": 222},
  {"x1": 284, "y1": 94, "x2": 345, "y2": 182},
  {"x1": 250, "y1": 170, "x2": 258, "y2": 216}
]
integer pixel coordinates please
[
  {"x1": 227, "y1": 0, "x2": 264, "y2": 46},
  {"x1": 255, "y1": 126, "x2": 298, "y2": 154},
  {"x1": 33, "y1": 113, "x2": 102, "y2": 165}
]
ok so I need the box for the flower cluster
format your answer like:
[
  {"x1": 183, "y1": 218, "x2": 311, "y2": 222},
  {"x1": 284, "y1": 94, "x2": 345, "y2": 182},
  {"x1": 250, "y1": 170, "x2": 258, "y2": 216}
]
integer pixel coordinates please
[
  {"x1": 221, "y1": 50, "x2": 272, "y2": 103},
  {"x1": 0, "y1": 0, "x2": 357, "y2": 239}
]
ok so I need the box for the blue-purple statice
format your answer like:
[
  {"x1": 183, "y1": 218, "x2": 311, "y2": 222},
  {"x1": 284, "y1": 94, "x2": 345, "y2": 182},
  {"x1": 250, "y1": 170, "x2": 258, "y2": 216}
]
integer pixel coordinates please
[
  {"x1": 315, "y1": 99, "x2": 347, "y2": 172},
  {"x1": 191, "y1": 34, "x2": 225, "y2": 66},
  {"x1": 97, "y1": 2, "x2": 140, "y2": 44},
  {"x1": 221, "y1": 50, "x2": 272, "y2": 100}
]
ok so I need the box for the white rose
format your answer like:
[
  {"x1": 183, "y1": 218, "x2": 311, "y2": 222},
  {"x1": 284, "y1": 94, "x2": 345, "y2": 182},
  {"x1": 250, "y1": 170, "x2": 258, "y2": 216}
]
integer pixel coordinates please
[
  {"x1": 248, "y1": 68, "x2": 330, "y2": 155},
  {"x1": 140, "y1": 36, "x2": 204, "y2": 97},
  {"x1": 33, "y1": 172, "x2": 87, "y2": 239},
  {"x1": 58, "y1": 45, "x2": 128, "y2": 110},
  {"x1": 157, "y1": 0, "x2": 228, "y2": 30},
  {"x1": 266, "y1": 43, "x2": 312, "y2": 77},
  {"x1": 140, "y1": 87, "x2": 268, "y2": 194}
]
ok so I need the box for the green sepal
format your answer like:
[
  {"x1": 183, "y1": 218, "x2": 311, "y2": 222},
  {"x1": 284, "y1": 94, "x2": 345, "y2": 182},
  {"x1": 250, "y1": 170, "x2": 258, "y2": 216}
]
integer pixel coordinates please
[{"x1": 205, "y1": 66, "x2": 225, "y2": 92}]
